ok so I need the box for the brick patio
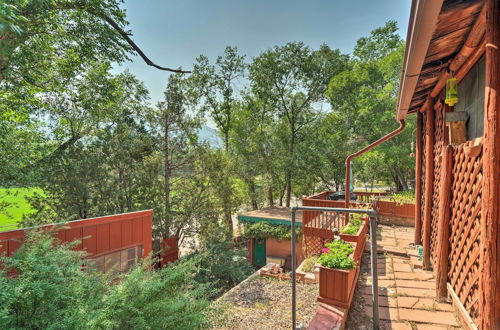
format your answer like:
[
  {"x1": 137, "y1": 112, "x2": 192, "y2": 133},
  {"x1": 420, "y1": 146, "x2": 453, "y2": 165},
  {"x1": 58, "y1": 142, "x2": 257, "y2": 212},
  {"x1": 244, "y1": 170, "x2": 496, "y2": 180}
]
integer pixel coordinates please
[{"x1": 346, "y1": 225, "x2": 461, "y2": 330}]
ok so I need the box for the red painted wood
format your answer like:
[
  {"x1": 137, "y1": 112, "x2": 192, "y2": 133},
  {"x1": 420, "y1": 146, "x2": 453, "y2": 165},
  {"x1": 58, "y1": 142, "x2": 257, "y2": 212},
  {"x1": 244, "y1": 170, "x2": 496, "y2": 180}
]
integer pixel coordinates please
[
  {"x1": 0, "y1": 211, "x2": 153, "y2": 262},
  {"x1": 65, "y1": 227, "x2": 83, "y2": 250},
  {"x1": 96, "y1": 223, "x2": 110, "y2": 255},
  {"x1": 415, "y1": 111, "x2": 423, "y2": 244},
  {"x1": 436, "y1": 145, "x2": 452, "y2": 299},
  {"x1": 82, "y1": 225, "x2": 97, "y2": 256},
  {"x1": 122, "y1": 220, "x2": 133, "y2": 246},
  {"x1": 423, "y1": 99, "x2": 435, "y2": 270},
  {"x1": 132, "y1": 218, "x2": 142, "y2": 244},
  {"x1": 481, "y1": 0, "x2": 500, "y2": 328},
  {"x1": 109, "y1": 221, "x2": 122, "y2": 251}
]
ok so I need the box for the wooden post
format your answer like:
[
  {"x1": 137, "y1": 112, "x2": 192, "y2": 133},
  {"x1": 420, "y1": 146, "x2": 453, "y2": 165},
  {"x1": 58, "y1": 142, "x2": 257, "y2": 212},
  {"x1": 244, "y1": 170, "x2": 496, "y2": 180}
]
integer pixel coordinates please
[
  {"x1": 435, "y1": 145, "x2": 452, "y2": 299},
  {"x1": 423, "y1": 98, "x2": 435, "y2": 270},
  {"x1": 415, "y1": 111, "x2": 423, "y2": 245},
  {"x1": 481, "y1": 0, "x2": 500, "y2": 328}
]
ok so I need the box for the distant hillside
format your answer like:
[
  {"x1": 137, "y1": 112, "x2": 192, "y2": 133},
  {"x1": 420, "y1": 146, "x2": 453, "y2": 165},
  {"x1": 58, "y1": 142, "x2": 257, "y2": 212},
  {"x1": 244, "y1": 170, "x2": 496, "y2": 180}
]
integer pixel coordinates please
[{"x1": 198, "y1": 125, "x2": 222, "y2": 148}]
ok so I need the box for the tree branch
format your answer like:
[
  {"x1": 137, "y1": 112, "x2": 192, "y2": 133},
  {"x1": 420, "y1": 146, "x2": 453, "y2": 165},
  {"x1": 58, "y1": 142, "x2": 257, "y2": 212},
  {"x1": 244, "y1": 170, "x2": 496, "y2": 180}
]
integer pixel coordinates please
[{"x1": 85, "y1": 8, "x2": 191, "y2": 74}]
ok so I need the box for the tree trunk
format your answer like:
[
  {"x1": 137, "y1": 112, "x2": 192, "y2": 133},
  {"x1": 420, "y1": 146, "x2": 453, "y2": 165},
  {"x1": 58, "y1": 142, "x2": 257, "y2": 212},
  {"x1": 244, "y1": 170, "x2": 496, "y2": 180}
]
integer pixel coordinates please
[
  {"x1": 265, "y1": 165, "x2": 274, "y2": 206},
  {"x1": 285, "y1": 126, "x2": 296, "y2": 207},
  {"x1": 245, "y1": 177, "x2": 258, "y2": 210},
  {"x1": 279, "y1": 183, "x2": 286, "y2": 206},
  {"x1": 163, "y1": 111, "x2": 171, "y2": 239}
]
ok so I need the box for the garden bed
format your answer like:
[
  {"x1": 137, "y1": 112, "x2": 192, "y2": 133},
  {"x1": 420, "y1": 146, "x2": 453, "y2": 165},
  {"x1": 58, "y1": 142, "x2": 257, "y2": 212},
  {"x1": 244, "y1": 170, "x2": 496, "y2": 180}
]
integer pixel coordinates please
[
  {"x1": 340, "y1": 217, "x2": 368, "y2": 261},
  {"x1": 213, "y1": 275, "x2": 318, "y2": 329}
]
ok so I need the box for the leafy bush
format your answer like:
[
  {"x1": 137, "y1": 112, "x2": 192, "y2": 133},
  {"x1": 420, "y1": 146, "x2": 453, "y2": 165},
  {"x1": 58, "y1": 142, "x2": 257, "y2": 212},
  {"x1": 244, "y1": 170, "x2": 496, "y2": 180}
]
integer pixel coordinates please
[
  {"x1": 300, "y1": 255, "x2": 319, "y2": 273},
  {"x1": 182, "y1": 235, "x2": 254, "y2": 299},
  {"x1": 317, "y1": 240, "x2": 355, "y2": 270},
  {"x1": 0, "y1": 230, "x2": 211, "y2": 329},
  {"x1": 242, "y1": 221, "x2": 302, "y2": 241},
  {"x1": 382, "y1": 190, "x2": 415, "y2": 205}
]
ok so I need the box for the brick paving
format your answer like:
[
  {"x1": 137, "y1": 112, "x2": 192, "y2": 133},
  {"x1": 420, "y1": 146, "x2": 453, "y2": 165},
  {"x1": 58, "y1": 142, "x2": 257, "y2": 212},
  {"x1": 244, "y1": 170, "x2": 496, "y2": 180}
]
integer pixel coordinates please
[{"x1": 346, "y1": 225, "x2": 461, "y2": 330}]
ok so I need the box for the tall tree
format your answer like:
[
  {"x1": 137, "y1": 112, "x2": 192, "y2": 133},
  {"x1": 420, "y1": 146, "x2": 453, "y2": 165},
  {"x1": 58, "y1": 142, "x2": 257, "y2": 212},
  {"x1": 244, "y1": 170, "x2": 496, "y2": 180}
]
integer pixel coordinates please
[
  {"x1": 250, "y1": 42, "x2": 348, "y2": 206},
  {"x1": 326, "y1": 21, "x2": 415, "y2": 190},
  {"x1": 190, "y1": 46, "x2": 245, "y2": 151}
]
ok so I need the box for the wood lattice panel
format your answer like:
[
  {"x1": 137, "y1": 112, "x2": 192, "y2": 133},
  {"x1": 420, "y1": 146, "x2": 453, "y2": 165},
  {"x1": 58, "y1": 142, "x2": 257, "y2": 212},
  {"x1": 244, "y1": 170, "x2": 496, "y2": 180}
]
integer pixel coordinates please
[
  {"x1": 302, "y1": 209, "x2": 346, "y2": 256},
  {"x1": 448, "y1": 139, "x2": 483, "y2": 327},
  {"x1": 430, "y1": 101, "x2": 446, "y2": 265}
]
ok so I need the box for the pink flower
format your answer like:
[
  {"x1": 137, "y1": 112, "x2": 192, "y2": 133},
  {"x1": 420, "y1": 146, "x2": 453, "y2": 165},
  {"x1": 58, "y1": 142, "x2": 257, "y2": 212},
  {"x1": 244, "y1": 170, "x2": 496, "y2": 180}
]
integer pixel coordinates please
[{"x1": 321, "y1": 248, "x2": 330, "y2": 254}]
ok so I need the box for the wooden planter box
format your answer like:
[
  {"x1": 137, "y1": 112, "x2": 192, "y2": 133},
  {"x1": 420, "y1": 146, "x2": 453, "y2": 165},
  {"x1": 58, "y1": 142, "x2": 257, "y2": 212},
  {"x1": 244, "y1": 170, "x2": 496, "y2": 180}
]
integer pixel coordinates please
[
  {"x1": 317, "y1": 265, "x2": 359, "y2": 308},
  {"x1": 339, "y1": 218, "x2": 368, "y2": 261}
]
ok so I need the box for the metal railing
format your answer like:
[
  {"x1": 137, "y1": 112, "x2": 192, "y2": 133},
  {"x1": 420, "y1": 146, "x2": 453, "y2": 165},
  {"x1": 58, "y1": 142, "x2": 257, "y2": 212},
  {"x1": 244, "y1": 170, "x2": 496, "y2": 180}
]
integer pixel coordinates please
[{"x1": 290, "y1": 206, "x2": 380, "y2": 330}]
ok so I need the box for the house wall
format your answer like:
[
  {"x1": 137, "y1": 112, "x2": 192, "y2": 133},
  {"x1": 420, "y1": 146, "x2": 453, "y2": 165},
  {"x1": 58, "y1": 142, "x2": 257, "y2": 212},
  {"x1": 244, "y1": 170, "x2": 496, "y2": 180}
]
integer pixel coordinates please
[
  {"x1": 265, "y1": 237, "x2": 304, "y2": 266},
  {"x1": 0, "y1": 211, "x2": 153, "y2": 272},
  {"x1": 417, "y1": 44, "x2": 486, "y2": 328}
]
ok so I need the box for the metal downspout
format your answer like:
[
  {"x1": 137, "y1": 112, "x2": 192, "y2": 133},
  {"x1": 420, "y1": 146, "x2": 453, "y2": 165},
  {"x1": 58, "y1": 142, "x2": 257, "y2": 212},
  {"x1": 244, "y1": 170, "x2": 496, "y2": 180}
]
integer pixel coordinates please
[{"x1": 344, "y1": 120, "x2": 406, "y2": 209}]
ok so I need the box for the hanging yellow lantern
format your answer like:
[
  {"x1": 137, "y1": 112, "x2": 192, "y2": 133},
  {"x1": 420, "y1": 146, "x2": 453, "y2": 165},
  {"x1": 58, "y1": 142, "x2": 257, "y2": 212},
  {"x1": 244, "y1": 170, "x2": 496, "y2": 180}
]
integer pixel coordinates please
[{"x1": 445, "y1": 77, "x2": 458, "y2": 106}]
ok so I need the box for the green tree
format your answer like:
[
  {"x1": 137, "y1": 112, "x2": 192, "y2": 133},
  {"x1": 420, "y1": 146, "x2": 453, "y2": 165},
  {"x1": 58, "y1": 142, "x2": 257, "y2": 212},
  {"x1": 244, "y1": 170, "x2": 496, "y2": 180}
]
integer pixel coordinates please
[
  {"x1": 250, "y1": 42, "x2": 348, "y2": 206},
  {"x1": 326, "y1": 21, "x2": 415, "y2": 190}
]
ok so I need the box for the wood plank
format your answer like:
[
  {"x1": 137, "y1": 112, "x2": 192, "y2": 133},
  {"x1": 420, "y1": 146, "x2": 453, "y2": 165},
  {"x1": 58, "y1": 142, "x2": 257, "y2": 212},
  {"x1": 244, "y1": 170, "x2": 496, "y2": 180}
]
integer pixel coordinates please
[
  {"x1": 436, "y1": 145, "x2": 453, "y2": 298},
  {"x1": 415, "y1": 111, "x2": 423, "y2": 245},
  {"x1": 480, "y1": 0, "x2": 500, "y2": 328},
  {"x1": 423, "y1": 99, "x2": 435, "y2": 270}
]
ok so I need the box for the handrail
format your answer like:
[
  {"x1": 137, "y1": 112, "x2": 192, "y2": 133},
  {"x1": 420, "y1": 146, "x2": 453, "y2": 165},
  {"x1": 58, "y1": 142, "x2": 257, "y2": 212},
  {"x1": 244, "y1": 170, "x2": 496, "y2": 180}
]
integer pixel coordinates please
[{"x1": 290, "y1": 206, "x2": 380, "y2": 330}]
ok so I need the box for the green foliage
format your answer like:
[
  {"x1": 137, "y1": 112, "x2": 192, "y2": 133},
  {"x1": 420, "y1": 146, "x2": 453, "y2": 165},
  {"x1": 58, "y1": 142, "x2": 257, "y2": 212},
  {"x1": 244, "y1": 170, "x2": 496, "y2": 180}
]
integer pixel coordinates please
[
  {"x1": 182, "y1": 235, "x2": 254, "y2": 299},
  {"x1": 0, "y1": 230, "x2": 211, "y2": 329},
  {"x1": 383, "y1": 190, "x2": 415, "y2": 205},
  {"x1": 317, "y1": 251, "x2": 356, "y2": 270},
  {"x1": 317, "y1": 240, "x2": 356, "y2": 270},
  {"x1": 242, "y1": 221, "x2": 302, "y2": 242},
  {"x1": 340, "y1": 215, "x2": 364, "y2": 235},
  {"x1": 300, "y1": 255, "x2": 319, "y2": 273}
]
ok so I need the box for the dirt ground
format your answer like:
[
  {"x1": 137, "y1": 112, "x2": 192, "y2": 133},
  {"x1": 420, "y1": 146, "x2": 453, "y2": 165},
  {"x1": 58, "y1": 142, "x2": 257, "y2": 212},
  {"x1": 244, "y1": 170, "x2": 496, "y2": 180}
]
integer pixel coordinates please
[{"x1": 213, "y1": 275, "x2": 318, "y2": 330}]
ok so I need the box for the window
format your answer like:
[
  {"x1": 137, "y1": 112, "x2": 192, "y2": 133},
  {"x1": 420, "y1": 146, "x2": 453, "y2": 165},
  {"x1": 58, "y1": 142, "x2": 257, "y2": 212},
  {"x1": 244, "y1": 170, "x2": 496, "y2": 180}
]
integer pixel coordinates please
[
  {"x1": 92, "y1": 245, "x2": 142, "y2": 274},
  {"x1": 454, "y1": 55, "x2": 485, "y2": 140}
]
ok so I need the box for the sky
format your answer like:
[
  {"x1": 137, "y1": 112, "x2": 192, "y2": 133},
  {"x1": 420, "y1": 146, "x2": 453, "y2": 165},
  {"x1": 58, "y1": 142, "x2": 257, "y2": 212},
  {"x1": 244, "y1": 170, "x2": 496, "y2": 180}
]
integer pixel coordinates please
[{"x1": 115, "y1": 0, "x2": 412, "y2": 105}]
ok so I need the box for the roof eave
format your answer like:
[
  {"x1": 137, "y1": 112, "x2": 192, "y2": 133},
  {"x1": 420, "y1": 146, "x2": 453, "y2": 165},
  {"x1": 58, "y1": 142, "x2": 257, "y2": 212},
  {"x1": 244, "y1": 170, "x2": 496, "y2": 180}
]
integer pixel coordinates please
[{"x1": 396, "y1": 0, "x2": 444, "y2": 121}]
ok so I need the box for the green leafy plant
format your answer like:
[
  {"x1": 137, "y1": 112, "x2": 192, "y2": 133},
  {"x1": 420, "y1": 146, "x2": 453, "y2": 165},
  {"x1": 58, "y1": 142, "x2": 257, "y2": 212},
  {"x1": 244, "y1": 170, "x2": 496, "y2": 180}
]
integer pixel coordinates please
[
  {"x1": 301, "y1": 255, "x2": 319, "y2": 273},
  {"x1": 0, "y1": 230, "x2": 212, "y2": 329},
  {"x1": 242, "y1": 222, "x2": 302, "y2": 241},
  {"x1": 381, "y1": 190, "x2": 415, "y2": 205},
  {"x1": 340, "y1": 214, "x2": 364, "y2": 235},
  {"x1": 182, "y1": 235, "x2": 254, "y2": 299},
  {"x1": 317, "y1": 240, "x2": 356, "y2": 270}
]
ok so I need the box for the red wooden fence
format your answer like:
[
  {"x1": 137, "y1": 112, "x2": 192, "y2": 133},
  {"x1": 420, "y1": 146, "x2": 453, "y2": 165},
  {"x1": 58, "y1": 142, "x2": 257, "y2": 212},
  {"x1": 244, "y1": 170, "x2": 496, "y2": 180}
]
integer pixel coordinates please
[{"x1": 0, "y1": 210, "x2": 153, "y2": 261}]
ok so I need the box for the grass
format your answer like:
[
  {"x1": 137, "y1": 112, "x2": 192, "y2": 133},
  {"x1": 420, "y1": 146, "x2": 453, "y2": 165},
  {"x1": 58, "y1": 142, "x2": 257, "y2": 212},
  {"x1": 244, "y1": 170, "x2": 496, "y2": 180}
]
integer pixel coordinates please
[{"x1": 0, "y1": 187, "x2": 43, "y2": 231}]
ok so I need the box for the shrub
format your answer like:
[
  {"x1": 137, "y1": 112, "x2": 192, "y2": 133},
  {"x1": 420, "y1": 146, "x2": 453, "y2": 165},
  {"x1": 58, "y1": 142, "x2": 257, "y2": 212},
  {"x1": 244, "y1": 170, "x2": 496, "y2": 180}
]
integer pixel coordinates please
[
  {"x1": 182, "y1": 235, "x2": 254, "y2": 299},
  {"x1": 301, "y1": 255, "x2": 319, "y2": 273},
  {"x1": 242, "y1": 221, "x2": 302, "y2": 241},
  {"x1": 0, "y1": 230, "x2": 211, "y2": 329}
]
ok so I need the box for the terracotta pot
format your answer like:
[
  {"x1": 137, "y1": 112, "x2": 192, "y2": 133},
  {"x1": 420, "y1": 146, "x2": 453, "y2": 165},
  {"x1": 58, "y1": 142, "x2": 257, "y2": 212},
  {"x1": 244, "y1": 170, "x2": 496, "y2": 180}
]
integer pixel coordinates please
[{"x1": 317, "y1": 265, "x2": 359, "y2": 308}]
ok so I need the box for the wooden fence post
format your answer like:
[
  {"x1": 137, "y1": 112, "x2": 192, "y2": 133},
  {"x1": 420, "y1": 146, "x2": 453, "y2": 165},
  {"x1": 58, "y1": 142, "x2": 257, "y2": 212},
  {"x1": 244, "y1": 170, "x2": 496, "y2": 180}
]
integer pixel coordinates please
[
  {"x1": 423, "y1": 99, "x2": 435, "y2": 270},
  {"x1": 481, "y1": 0, "x2": 500, "y2": 328},
  {"x1": 415, "y1": 111, "x2": 423, "y2": 245},
  {"x1": 436, "y1": 145, "x2": 452, "y2": 299}
]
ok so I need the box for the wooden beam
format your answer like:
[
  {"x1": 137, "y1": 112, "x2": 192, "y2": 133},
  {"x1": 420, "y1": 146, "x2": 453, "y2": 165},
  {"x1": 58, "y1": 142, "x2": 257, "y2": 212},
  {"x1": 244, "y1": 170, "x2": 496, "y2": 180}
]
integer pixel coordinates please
[
  {"x1": 415, "y1": 111, "x2": 423, "y2": 245},
  {"x1": 423, "y1": 99, "x2": 435, "y2": 270},
  {"x1": 480, "y1": 0, "x2": 500, "y2": 328},
  {"x1": 435, "y1": 145, "x2": 452, "y2": 299},
  {"x1": 419, "y1": 6, "x2": 487, "y2": 114}
]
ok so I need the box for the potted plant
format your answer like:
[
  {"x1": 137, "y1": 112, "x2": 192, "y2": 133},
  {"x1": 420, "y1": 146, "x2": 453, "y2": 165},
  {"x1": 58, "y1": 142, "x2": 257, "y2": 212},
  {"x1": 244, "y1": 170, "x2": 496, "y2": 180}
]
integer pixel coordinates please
[
  {"x1": 339, "y1": 214, "x2": 369, "y2": 260},
  {"x1": 317, "y1": 240, "x2": 359, "y2": 308}
]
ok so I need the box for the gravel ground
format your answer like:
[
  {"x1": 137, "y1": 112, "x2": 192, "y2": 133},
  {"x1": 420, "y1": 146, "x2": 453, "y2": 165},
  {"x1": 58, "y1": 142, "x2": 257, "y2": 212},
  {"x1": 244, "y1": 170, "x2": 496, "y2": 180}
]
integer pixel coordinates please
[{"x1": 213, "y1": 275, "x2": 319, "y2": 330}]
